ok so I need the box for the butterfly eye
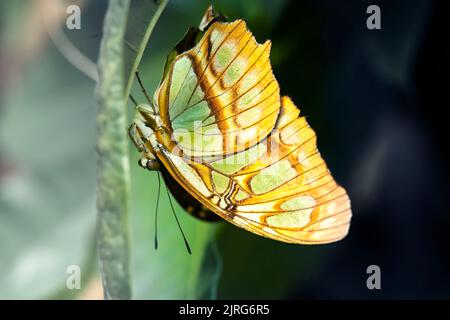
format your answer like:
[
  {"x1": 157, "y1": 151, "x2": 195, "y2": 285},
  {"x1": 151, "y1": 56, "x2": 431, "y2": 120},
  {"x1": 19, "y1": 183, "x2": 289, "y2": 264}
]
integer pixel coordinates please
[
  {"x1": 138, "y1": 158, "x2": 148, "y2": 169},
  {"x1": 137, "y1": 158, "x2": 159, "y2": 171}
]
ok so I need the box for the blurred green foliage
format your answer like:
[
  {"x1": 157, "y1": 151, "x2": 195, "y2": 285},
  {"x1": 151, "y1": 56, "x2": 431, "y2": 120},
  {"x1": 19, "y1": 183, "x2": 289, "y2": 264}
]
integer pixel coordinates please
[{"x1": 0, "y1": 1, "x2": 97, "y2": 299}]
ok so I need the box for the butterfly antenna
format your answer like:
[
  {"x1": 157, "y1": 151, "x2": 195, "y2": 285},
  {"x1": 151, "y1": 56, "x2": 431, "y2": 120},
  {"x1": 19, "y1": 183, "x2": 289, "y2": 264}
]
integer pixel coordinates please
[
  {"x1": 135, "y1": 71, "x2": 154, "y2": 108},
  {"x1": 154, "y1": 172, "x2": 161, "y2": 250},
  {"x1": 165, "y1": 185, "x2": 192, "y2": 255}
]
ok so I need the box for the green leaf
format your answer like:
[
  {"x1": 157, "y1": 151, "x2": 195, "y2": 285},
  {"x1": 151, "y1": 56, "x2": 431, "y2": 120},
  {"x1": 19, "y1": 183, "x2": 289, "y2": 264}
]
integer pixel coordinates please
[
  {"x1": 216, "y1": 228, "x2": 325, "y2": 299},
  {"x1": 129, "y1": 152, "x2": 223, "y2": 299},
  {"x1": 96, "y1": 0, "x2": 132, "y2": 300}
]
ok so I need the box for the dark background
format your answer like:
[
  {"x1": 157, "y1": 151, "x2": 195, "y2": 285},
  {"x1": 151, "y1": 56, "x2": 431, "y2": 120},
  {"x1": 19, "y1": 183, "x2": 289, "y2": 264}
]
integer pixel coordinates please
[{"x1": 274, "y1": 0, "x2": 450, "y2": 299}]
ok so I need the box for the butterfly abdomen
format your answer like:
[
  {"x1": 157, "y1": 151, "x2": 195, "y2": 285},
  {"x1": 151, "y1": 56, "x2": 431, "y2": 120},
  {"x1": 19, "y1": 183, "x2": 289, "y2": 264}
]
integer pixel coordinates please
[{"x1": 159, "y1": 162, "x2": 221, "y2": 222}]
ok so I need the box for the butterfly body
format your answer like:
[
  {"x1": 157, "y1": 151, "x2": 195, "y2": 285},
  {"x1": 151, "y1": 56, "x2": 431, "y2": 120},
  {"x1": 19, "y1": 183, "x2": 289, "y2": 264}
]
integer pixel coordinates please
[
  {"x1": 129, "y1": 7, "x2": 352, "y2": 244},
  {"x1": 156, "y1": 156, "x2": 219, "y2": 222}
]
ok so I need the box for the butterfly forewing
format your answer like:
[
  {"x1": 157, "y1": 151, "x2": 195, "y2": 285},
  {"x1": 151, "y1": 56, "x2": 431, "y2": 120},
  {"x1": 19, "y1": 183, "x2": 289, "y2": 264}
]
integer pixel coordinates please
[{"x1": 156, "y1": 20, "x2": 280, "y2": 157}]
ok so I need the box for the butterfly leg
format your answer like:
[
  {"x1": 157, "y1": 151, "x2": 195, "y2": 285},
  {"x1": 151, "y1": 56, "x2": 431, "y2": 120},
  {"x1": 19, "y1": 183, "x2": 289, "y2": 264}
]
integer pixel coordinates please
[{"x1": 135, "y1": 71, "x2": 154, "y2": 110}]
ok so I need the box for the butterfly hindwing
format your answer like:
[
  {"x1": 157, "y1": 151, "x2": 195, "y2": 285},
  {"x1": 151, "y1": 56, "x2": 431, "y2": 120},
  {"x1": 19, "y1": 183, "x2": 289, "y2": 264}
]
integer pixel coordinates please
[{"x1": 155, "y1": 96, "x2": 351, "y2": 244}]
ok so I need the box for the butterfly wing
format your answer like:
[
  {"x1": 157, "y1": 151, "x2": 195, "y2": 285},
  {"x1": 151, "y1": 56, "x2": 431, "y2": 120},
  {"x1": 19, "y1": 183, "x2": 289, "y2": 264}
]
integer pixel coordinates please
[
  {"x1": 152, "y1": 18, "x2": 351, "y2": 244},
  {"x1": 154, "y1": 20, "x2": 280, "y2": 157},
  {"x1": 219, "y1": 96, "x2": 351, "y2": 244},
  {"x1": 154, "y1": 95, "x2": 351, "y2": 244}
]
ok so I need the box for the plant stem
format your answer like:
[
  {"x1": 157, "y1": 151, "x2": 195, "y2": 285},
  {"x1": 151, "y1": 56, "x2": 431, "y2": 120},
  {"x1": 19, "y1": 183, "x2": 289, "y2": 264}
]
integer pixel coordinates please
[
  {"x1": 124, "y1": 0, "x2": 169, "y2": 101},
  {"x1": 96, "y1": 0, "x2": 132, "y2": 300}
]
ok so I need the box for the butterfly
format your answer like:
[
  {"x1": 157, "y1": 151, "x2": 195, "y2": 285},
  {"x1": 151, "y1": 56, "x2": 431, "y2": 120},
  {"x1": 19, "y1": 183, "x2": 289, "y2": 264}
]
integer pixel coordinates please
[{"x1": 129, "y1": 6, "x2": 351, "y2": 244}]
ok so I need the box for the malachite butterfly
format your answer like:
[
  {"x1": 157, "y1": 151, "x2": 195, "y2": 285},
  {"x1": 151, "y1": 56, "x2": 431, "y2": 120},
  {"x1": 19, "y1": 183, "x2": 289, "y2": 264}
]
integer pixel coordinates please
[{"x1": 129, "y1": 6, "x2": 352, "y2": 244}]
